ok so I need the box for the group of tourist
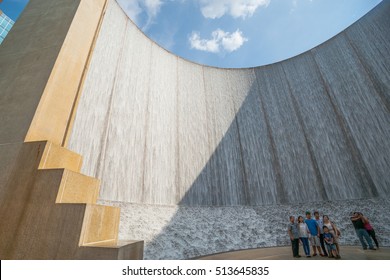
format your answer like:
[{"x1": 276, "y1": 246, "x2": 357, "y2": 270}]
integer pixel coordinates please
[
  {"x1": 288, "y1": 211, "x2": 340, "y2": 259},
  {"x1": 287, "y1": 210, "x2": 379, "y2": 259}
]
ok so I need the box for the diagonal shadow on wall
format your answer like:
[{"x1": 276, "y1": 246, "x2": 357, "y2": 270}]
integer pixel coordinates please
[
  {"x1": 136, "y1": 46, "x2": 389, "y2": 258},
  {"x1": 111, "y1": 0, "x2": 390, "y2": 260}
]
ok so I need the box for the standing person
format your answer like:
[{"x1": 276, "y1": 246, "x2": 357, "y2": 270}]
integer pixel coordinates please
[
  {"x1": 305, "y1": 211, "x2": 324, "y2": 257},
  {"x1": 361, "y1": 213, "x2": 379, "y2": 249},
  {"x1": 323, "y1": 215, "x2": 341, "y2": 256},
  {"x1": 297, "y1": 216, "x2": 311, "y2": 257},
  {"x1": 351, "y1": 212, "x2": 375, "y2": 250},
  {"x1": 323, "y1": 226, "x2": 340, "y2": 259},
  {"x1": 288, "y1": 216, "x2": 301, "y2": 258},
  {"x1": 314, "y1": 211, "x2": 328, "y2": 257}
]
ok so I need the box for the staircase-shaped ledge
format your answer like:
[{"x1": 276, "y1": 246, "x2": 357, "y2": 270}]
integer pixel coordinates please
[{"x1": 0, "y1": 140, "x2": 143, "y2": 259}]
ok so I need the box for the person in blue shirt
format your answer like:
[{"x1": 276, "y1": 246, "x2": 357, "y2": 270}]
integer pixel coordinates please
[{"x1": 305, "y1": 211, "x2": 325, "y2": 257}]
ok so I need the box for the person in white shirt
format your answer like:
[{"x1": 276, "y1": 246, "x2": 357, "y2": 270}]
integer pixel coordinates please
[
  {"x1": 323, "y1": 215, "x2": 341, "y2": 255},
  {"x1": 297, "y1": 216, "x2": 311, "y2": 257}
]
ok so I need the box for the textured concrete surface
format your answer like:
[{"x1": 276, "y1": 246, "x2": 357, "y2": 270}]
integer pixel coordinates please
[
  {"x1": 70, "y1": 0, "x2": 389, "y2": 206},
  {"x1": 0, "y1": 0, "x2": 81, "y2": 145},
  {"x1": 0, "y1": 0, "x2": 145, "y2": 260},
  {"x1": 25, "y1": 0, "x2": 107, "y2": 146},
  {"x1": 101, "y1": 198, "x2": 390, "y2": 260},
  {"x1": 0, "y1": 141, "x2": 143, "y2": 259}
]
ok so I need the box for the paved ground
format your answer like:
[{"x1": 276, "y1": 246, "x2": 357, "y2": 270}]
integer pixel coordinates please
[{"x1": 197, "y1": 246, "x2": 390, "y2": 260}]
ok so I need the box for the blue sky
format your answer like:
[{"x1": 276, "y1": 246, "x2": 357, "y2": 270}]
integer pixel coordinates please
[
  {"x1": 117, "y1": 0, "x2": 382, "y2": 68},
  {"x1": 0, "y1": 0, "x2": 28, "y2": 21},
  {"x1": 1, "y1": 0, "x2": 383, "y2": 68}
]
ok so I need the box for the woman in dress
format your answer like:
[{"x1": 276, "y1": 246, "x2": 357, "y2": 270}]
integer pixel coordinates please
[
  {"x1": 297, "y1": 216, "x2": 311, "y2": 257},
  {"x1": 323, "y1": 215, "x2": 341, "y2": 257}
]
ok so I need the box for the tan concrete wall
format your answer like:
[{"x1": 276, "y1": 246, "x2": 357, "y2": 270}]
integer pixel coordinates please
[
  {"x1": 0, "y1": 0, "x2": 143, "y2": 259},
  {"x1": 0, "y1": 0, "x2": 109, "y2": 146},
  {"x1": 0, "y1": 141, "x2": 143, "y2": 259},
  {"x1": 25, "y1": 0, "x2": 109, "y2": 146},
  {"x1": 0, "y1": 0, "x2": 81, "y2": 145},
  {"x1": 1, "y1": 0, "x2": 389, "y2": 259}
]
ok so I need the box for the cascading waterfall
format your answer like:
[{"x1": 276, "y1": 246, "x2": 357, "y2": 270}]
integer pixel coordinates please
[{"x1": 68, "y1": 0, "x2": 390, "y2": 258}]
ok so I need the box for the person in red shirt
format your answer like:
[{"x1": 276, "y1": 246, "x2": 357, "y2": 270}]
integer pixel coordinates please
[
  {"x1": 360, "y1": 213, "x2": 379, "y2": 249},
  {"x1": 350, "y1": 212, "x2": 375, "y2": 250}
]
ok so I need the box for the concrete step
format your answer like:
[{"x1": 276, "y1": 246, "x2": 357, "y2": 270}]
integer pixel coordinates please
[
  {"x1": 38, "y1": 141, "x2": 82, "y2": 172},
  {"x1": 81, "y1": 240, "x2": 144, "y2": 260},
  {"x1": 56, "y1": 169, "x2": 100, "y2": 204},
  {"x1": 79, "y1": 204, "x2": 120, "y2": 246},
  {"x1": 0, "y1": 141, "x2": 144, "y2": 259}
]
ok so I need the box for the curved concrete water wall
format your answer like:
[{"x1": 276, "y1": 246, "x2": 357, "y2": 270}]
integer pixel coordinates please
[
  {"x1": 69, "y1": 0, "x2": 390, "y2": 207},
  {"x1": 67, "y1": 0, "x2": 390, "y2": 259}
]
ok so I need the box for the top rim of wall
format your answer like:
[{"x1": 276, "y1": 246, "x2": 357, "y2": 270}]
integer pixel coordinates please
[{"x1": 115, "y1": 0, "x2": 381, "y2": 70}]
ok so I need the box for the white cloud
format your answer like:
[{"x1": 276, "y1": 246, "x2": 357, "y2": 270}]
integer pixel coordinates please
[
  {"x1": 200, "y1": 0, "x2": 270, "y2": 19},
  {"x1": 116, "y1": 0, "x2": 164, "y2": 30},
  {"x1": 220, "y1": 29, "x2": 248, "y2": 52},
  {"x1": 290, "y1": 0, "x2": 298, "y2": 13},
  {"x1": 116, "y1": 0, "x2": 143, "y2": 23},
  {"x1": 144, "y1": 0, "x2": 163, "y2": 17},
  {"x1": 189, "y1": 29, "x2": 248, "y2": 53}
]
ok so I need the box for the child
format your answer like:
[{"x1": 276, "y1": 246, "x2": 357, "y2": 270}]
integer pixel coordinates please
[{"x1": 323, "y1": 226, "x2": 340, "y2": 259}]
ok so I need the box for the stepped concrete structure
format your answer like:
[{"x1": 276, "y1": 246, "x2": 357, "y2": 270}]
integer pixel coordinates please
[{"x1": 0, "y1": 0, "x2": 389, "y2": 259}]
